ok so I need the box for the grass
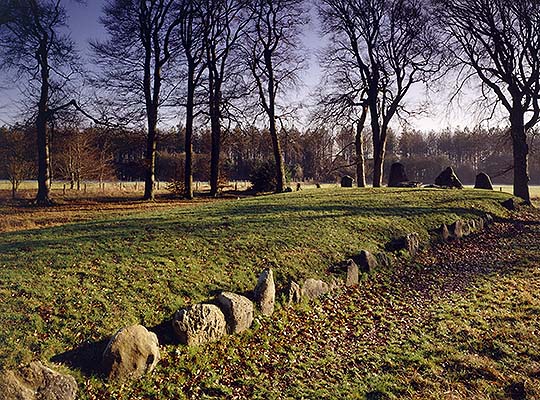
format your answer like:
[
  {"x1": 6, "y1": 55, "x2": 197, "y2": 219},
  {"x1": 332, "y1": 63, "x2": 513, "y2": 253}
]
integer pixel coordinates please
[{"x1": 0, "y1": 187, "x2": 532, "y2": 398}]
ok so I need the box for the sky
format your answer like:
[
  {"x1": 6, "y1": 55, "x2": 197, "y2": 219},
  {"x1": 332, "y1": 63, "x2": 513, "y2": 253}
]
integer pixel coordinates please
[{"x1": 0, "y1": 0, "x2": 480, "y2": 131}]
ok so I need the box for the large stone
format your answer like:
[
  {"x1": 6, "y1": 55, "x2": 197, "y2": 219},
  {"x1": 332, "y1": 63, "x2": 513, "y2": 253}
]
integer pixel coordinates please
[
  {"x1": 449, "y1": 220, "x2": 464, "y2": 239},
  {"x1": 286, "y1": 281, "x2": 302, "y2": 305},
  {"x1": 475, "y1": 217, "x2": 485, "y2": 231},
  {"x1": 340, "y1": 175, "x2": 354, "y2": 188},
  {"x1": 387, "y1": 162, "x2": 408, "y2": 187},
  {"x1": 216, "y1": 292, "x2": 254, "y2": 334},
  {"x1": 172, "y1": 304, "x2": 227, "y2": 346},
  {"x1": 357, "y1": 250, "x2": 378, "y2": 272},
  {"x1": 253, "y1": 268, "x2": 275, "y2": 316},
  {"x1": 301, "y1": 278, "x2": 330, "y2": 300},
  {"x1": 103, "y1": 324, "x2": 160, "y2": 382},
  {"x1": 474, "y1": 172, "x2": 493, "y2": 190},
  {"x1": 345, "y1": 259, "x2": 359, "y2": 286},
  {"x1": 434, "y1": 167, "x2": 463, "y2": 189},
  {"x1": 0, "y1": 361, "x2": 77, "y2": 400}
]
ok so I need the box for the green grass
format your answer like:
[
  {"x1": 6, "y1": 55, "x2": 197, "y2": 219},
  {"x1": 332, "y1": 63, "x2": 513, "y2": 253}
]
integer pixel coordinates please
[{"x1": 0, "y1": 187, "x2": 521, "y2": 397}]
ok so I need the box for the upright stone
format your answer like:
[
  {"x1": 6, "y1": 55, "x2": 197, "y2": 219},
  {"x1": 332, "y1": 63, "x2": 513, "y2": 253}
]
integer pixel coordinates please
[
  {"x1": 438, "y1": 224, "x2": 450, "y2": 242},
  {"x1": 286, "y1": 281, "x2": 302, "y2": 305},
  {"x1": 474, "y1": 172, "x2": 493, "y2": 190},
  {"x1": 102, "y1": 324, "x2": 160, "y2": 382},
  {"x1": 0, "y1": 361, "x2": 78, "y2": 400},
  {"x1": 216, "y1": 292, "x2": 254, "y2": 334},
  {"x1": 340, "y1": 175, "x2": 354, "y2": 187},
  {"x1": 449, "y1": 220, "x2": 464, "y2": 239},
  {"x1": 254, "y1": 268, "x2": 275, "y2": 315},
  {"x1": 345, "y1": 259, "x2": 359, "y2": 286},
  {"x1": 301, "y1": 278, "x2": 330, "y2": 300},
  {"x1": 172, "y1": 304, "x2": 227, "y2": 345},
  {"x1": 434, "y1": 167, "x2": 464, "y2": 189},
  {"x1": 357, "y1": 250, "x2": 378, "y2": 272},
  {"x1": 388, "y1": 162, "x2": 408, "y2": 187}
]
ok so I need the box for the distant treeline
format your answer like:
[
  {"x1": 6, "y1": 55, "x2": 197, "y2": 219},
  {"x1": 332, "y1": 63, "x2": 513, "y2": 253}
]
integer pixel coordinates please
[{"x1": 1, "y1": 123, "x2": 538, "y2": 191}]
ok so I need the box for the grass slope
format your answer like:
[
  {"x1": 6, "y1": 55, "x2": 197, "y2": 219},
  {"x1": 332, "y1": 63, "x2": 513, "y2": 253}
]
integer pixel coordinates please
[{"x1": 0, "y1": 188, "x2": 516, "y2": 393}]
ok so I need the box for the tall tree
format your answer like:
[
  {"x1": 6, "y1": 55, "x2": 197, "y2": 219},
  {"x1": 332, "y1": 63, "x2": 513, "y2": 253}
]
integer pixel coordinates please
[
  {"x1": 175, "y1": 0, "x2": 206, "y2": 199},
  {"x1": 434, "y1": 0, "x2": 540, "y2": 203},
  {"x1": 92, "y1": 0, "x2": 180, "y2": 200},
  {"x1": 201, "y1": 0, "x2": 249, "y2": 196},
  {"x1": 245, "y1": 0, "x2": 307, "y2": 193},
  {"x1": 319, "y1": 0, "x2": 439, "y2": 186},
  {"x1": 0, "y1": 0, "x2": 82, "y2": 205}
]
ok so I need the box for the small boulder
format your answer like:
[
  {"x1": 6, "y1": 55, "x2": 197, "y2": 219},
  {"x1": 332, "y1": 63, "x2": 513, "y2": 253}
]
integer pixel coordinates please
[
  {"x1": 357, "y1": 250, "x2": 378, "y2": 272},
  {"x1": 484, "y1": 213, "x2": 494, "y2": 225},
  {"x1": 476, "y1": 217, "x2": 485, "y2": 231},
  {"x1": 434, "y1": 167, "x2": 463, "y2": 189},
  {"x1": 438, "y1": 224, "x2": 450, "y2": 242},
  {"x1": 286, "y1": 281, "x2": 302, "y2": 305},
  {"x1": 216, "y1": 292, "x2": 254, "y2": 334},
  {"x1": 253, "y1": 268, "x2": 275, "y2": 316},
  {"x1": 474, "y1": 172, "x2": 493, "y2": 190},
  {"x1": 301, "y1": 278, "x2": 330, "y2": 300},
  {"x1": 449, "y1": 220, "x2": 464, "y2": 239},
  {"x1": 344, "y1": 259, "x2": 359, "y2": 286},
  {"x1": 375, "y1": 252, "x2": 394, "y2": 268},
  {"x1": 172, "y1": 304, "x2": 227, "y2": 346},
  {"x1": 388, "y1": 232, "x2": 420, "y2": 256},
  {"x1": 103, "y1": 324, "x2": 160, "y2": 382},
  {"x1": 388, "y1": 163, "x2": 408, "y2": 187},
  {"x1": 340, "y1": 175, "x2": 354, "y2": 188},
  {"x1": 0, "y1": 361, "x2": 78, "y2": 400},
  {"x1": 502, "y1": 198, "x2": 516, "y2": 211}
]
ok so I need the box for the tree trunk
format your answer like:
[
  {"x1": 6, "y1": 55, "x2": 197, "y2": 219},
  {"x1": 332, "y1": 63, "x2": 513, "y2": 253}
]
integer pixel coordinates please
[
  {"x1": 355, "y1": 106, "x2": 368, "y2": 187},
  {"x1": 209, "y1": 75, "x2": 222, "y2": 197},
  {"x1": 269, "y1": 116, "x2": 285, "y2": 193},
  {"x1": 184, "y1": 67, "x2": 195, "y2": 200},
  {"x1": 510, "y1": 111, "x2": 531, "y2": 203},
  {"x1": 143, "y1": 118, "x2": 157, "y2": 200},
  {"x1": 371, "y1": 121, "x2": 385, "y2": 187},
  {"x1": 35, "y1": 110, "x2": 52, "y2": 205}
]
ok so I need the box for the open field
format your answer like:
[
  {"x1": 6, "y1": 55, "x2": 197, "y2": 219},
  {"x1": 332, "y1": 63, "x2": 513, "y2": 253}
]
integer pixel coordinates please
[{"x1": 0, "y1": 187, "x2": 538, "y2": 398}]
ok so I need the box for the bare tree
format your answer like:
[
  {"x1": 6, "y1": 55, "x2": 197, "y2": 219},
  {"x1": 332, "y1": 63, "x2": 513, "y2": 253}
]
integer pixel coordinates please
[
  {"x1": 0, "y1": 0, "x2": 82, "y2": 205},
  {"x1": 201, "y1": 0, "x2": 250, "y2": 196},
  {"x1": 92, "y1": 0, "x2": 181, "y2": 201},
  {"x1": 319, "y1": 0, "x2": 439, "y2": 187},
  {"x1": 175, "y1": 0, "x2": 206, "y2": 199},
  {"x1": 434, "y1": 0, "x2": 540, "y2": 203},
  {"x1": 245, "y1": 0, "x2": 307, "y2": 192},
  {"x1": 0, "y1": 125, "x2": 35, "y2": 198}
]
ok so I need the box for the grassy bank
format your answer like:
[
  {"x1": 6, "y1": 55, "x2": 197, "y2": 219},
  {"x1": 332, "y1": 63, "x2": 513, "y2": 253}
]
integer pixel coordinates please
[{"x1": 0, "y1": 188, "x2": 518, "y2": 395}]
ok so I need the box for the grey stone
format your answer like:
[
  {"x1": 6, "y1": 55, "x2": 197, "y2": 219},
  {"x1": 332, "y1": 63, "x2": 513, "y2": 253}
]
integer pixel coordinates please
[
  {"x1": 405, "y1": 232, "x2": 420, "y2": 256},
  {"x1": 216, "y1": 292, "x2": 254, "y2": 334},
  {"x1": 301, "y1": 278, "x2": 330, "y2": 300},
  {"x1": 476, "y1": 217, "x2": 485, "y2": 231},
  {"x1": 172, "y1": 304, "x2": 227, "y2": 346},
  {"x1": 375, "y1": 252, "x2": 394, "y2": 268},
  {"x1": 286, "y1": 281, "x2": 302, "y2": 305},
  {"x1": 357, "y1": 250, "x2": 378, "y2": 272},
  {"x1": 484, "y1": 213, "x2": 494, "y2": 225},
  {"x1": 474, "y1": 172, "x2": 493, "y2": 190},
  {"x1": 434, "y1": 167, "x2": 464, "y2": 189},
  {"x1": 388, "y1": 163, "x2": 408, "y2": 187},
  {"x1": 449, "y1": 220, "x2": 464, "y2": 239},
  {"x1": 345, "y1": 259, "x2": 359, "y2": 286},
  {"x1": 340, "y1": 175, "x2": 354, "y2": 187},
  {"x1": 103, "y1": 324, "x2": 160, "y2": 382},
  {"x1": 253, "y1": 268, "x2": 275, "y2": 316},
  {"x1": 0, "y1": 361, "x2": 77, "y2": 400},
  {"x1": 438, "y1": 224, "x2": 450, "y2": 242}
]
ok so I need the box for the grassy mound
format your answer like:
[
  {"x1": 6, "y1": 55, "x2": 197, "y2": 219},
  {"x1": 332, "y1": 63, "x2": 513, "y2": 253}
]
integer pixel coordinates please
[{"x1": 0, "y1": 188, "x2": 511, "y2": 372}]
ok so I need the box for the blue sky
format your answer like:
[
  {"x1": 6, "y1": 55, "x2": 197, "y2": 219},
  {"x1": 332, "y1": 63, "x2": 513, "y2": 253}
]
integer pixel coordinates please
[{"x1": 0, "y1": 1, "x2": 478, "y2": 131}]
